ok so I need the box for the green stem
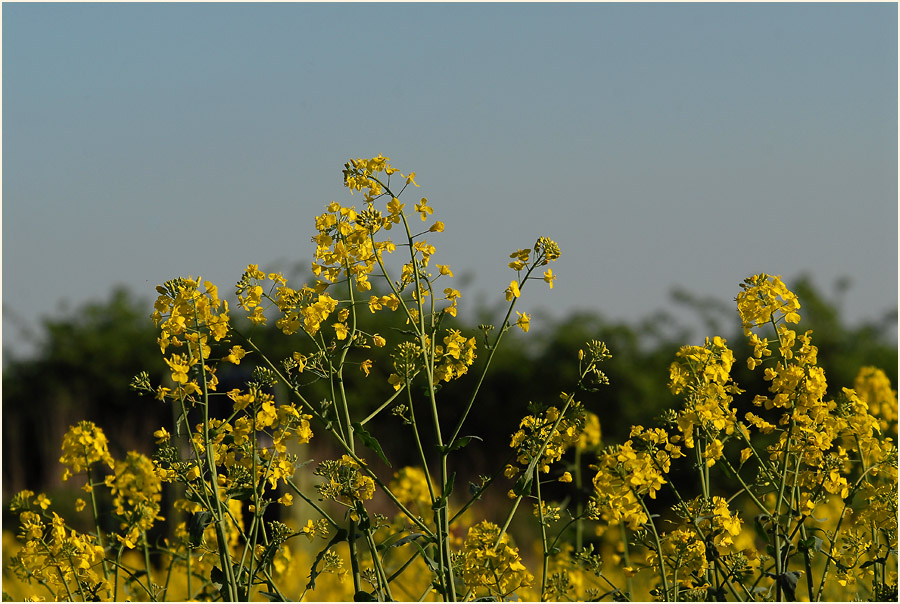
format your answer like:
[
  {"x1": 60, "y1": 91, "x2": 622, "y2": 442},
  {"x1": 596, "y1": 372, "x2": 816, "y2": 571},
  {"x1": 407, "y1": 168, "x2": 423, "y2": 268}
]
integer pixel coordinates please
[
  {"x1": 388, "y1": 548, "x2": 425, "y2": 584},
  {"x1": 159, "y1": 543, "x2": 179, "y2": 601},
  {"x1": 336, "y1": 256, "x2": 360, "y2": 453},
  {"x1": 141, "y1": 531, "x2": 154, "y2": 600},
  {"x1": 450, "y1": 450, "x2": 517, "y2": 524},
  {"x1": 285, "y1": 478, "x2": 339, "y2": 529},
  {"x1": 406, "y1": 387, "x2": 437, "y2": 502},
  {"x1": 620, "y1": 524, "x2": 635, "y2": 600},
  {"x1": 360, "y1": 387, "x2": 405, "y2": 426},
  {"x1": 574, "y1": 447, "x2": 584, "y2": 553},
  {"x1": 773, "y1": 418, "x2": 795, "y2": 601},
  {"x1": 104, "y1": 552, "x2": 157, "y2": 600},
  {"x1": 364, "y1": 528, "x2": 394, "y2": 601},
  {"x1": 348, "y1": 520, "x2": 363, "y2": 595},
  {"x1": 86, "y1": 466, "x2": 110, "y2": 582},
  {"x1": 536, "y1": 469, "x2": 549, "y2": 601},
  {"x1": 388, "y1": 207, "x2": 458, "y2": 602},
  {"x1": 637, "y1": 494, "x2": 670, "y2": 601}
]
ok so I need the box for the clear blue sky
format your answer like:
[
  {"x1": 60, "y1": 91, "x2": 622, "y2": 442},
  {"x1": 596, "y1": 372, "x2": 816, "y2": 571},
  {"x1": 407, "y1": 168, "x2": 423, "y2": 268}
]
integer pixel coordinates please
[{"x1": 3, "y1": 2, "x2": 897, "y2": 359}]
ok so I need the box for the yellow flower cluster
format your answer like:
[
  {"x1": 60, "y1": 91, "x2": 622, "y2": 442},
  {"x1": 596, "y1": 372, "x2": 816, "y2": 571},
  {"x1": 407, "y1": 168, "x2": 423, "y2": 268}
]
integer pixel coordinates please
[
  {"x1": 590, "y1": 426, "x2": 683, "y2": 530},
  {"x1": 504, "y1": 238, "x2": 561, "y2": 333},
  {"x1": 509, "y1": 403, "x2": 584, "y2": 474},
  {"x1": 433, "y1": 329, "x2": 477, "y2": 383},
  {"x1": 854, "y1": 366, "x2": 898, "y2": 435},
  {"x1": 9, "y1": 492, "x2": 110, "y2": 601},
  {"x1": 737, "y1": 279, "x2": 897, "y2": 536},
  {"x1": 314, "y1": 455, "x2": 376, "y2": 506},
  {"x1": 13, "y1": 511, "x2": 111, "y2": 602},
  {"x1": 736, "y1": 273, "x2": 801, "y2": 335},
  {"x1": 459, "y1": 521, "x2": 533, "y2": 598},
  {"x1": 152, "y1": 277, "x2": 230, "y2": 351},
  {"x1": 104, "y1": 452, "x2": 163, "y2": 549},
  {"x1": 834, "y1": 387, "x2": 897, "y2": 530},
  {"x1": 668, "y1": 336, "x2": 741, "y2": 465},
  {"x1": 646, "y1": 527, "x2": 708, "y2": 589},
  {"x1": 234, "y1": 264, "x2": 345, "y2": 337},
  {"x1": 180, "y1": 403, "x2": 311, "y2": 491},
  {"x1": 311, "y1": 201, "x2": 396, "y2": 293},
  {"x1": 684, "y1": 495, "x2": 743, "y2": 548},
  {"x1": 59, "y1": 420, "x2": 114, "y2": 480},
  {"x1": 151, "y1": 277, "x2": 230, "y2": 398},
  {"x1": 342, "y1": 154, "x2": 417, "y2": 202}
]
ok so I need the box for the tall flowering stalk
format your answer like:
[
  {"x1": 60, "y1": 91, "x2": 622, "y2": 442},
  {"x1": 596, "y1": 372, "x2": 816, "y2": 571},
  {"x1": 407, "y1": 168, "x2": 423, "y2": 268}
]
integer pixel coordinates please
[{"x1": 140, "y1": 154, "x2": 562, "y2": 601}]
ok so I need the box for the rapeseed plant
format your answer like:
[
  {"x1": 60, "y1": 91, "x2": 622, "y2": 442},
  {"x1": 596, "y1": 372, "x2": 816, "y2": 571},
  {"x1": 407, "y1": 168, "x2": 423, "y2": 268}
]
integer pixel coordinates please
[{"x1": 5, "y1": 159, "x2": 896, "y2": 602}]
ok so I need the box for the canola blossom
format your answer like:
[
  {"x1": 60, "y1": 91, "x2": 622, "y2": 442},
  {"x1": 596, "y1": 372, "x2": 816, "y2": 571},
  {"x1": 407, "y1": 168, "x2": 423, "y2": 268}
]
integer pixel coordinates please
[{"x1": 5, "y1": 159, "x2": 896, "y2": 603}]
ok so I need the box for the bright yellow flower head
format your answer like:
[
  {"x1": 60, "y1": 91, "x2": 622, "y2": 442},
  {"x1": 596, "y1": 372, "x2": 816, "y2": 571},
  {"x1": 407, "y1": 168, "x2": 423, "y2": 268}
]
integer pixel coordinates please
[
  {"x1": 736, "y1": 273, "x2": 801, "y2": 336},
  {"x1": 515, "y1": 311, "x2": 531, "y2": 333},
  {"x1": 223, "y1": 345, "x2": 247, "y2": 365},
  {"x1": 854, "y1": 366, "x2": 898, "y2": 434},
  {"x1": 59, "y1": 421, "x2": 114, "y2": 477},
  {"x1": 360, "y1": 359, "x2": 373, "y2": 377},
  {"x1": 505, "y1": 281, "x2": 521, "y2": 301},
  {"x1": 543, "y1": 268, "x2": 556, "y2": 289},
  {"x1": 460, "y1": 521, "x2": 533, "y2": 598},
  {"x1": 415, "y1": 197, "x2": 433, "y2": 221}
]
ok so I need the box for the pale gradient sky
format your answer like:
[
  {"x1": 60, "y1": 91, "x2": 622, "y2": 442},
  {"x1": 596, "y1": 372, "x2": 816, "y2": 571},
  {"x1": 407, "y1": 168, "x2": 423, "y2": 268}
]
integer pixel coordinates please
[{"x1": 2, "y1": 2, "x2": 897, "y2": 359}]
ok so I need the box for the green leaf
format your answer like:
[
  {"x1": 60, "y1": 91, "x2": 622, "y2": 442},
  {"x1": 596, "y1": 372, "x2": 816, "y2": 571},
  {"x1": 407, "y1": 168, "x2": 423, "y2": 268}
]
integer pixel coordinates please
[
  {"x1": 412, "y1": 541, "x2": 441, "y2": 574},
  {"x1": 753, "y1": 514, "x2": 771, "y2": 544},
  {"x1": 798, "y1": 536, "x2": 824, "y2": 554},
  {"x1": 227, "y1": 486, "x2": 255, "y2": 501},
  {"x1": 766, "y1": 571, "x2": 801, "y2": 601},
  {"x1": 210, "y1": 564, "x2": 249, "y2": 600},
  {"x1": 446, "y1": 435, "x2": 482, "y2": 453},
  {"x1": 354, "y1": 591, "x2": 377, "y2": 602},
  {"x1": 513, "y1": 473, "x2": 533, "y2": 497},
  {"x1": 188, "y1": 511, "x2": 213, "y2": 547},
  {"x1": 352, "y1": 422, "x2": 391, "y2": 468},
  {"x1": 258, "y1": 591, "x2": 289, "y2": 602},
  {"x1": 778, "y1": 571, "x2": 801, "y2": 601},
  {"x1": 377, "y1": 532, "x2": 427, "y2": 551}
]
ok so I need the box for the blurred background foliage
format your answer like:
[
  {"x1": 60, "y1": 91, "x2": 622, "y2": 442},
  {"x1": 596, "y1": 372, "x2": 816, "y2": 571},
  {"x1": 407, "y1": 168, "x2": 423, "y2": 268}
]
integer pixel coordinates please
[{"x1": 3, "y1": 274, "x2": 896, "y2": 526}]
